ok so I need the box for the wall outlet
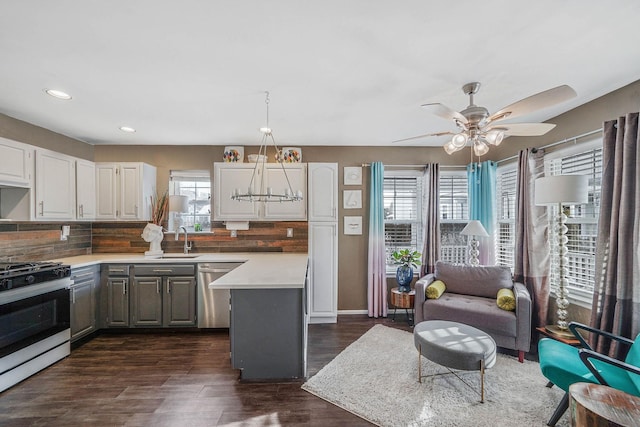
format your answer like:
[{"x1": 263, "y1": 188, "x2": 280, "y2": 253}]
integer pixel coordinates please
[
  {"x1": 60, "y1": 225, "x2": 70, "y2": 241},
  {"x1": 230, "y1": 230, "x2": 237, "y2": 238},
  {"x1": 287, "y1": 228, "x2": 293, "y2": 238}
]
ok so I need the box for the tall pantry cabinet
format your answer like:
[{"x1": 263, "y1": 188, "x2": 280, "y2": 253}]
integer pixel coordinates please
[{"x1": 307, "y1": 163, "x2": 338, "y2": 323}]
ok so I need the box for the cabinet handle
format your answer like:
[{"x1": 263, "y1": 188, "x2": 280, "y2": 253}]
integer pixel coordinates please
[
  {"x1": 153, "y1": 269, "x2": 173, "y2": 273},
  {"x1": 122, "y1": 280, "x2": 127, "y2": 295},
  {"x1": 39, "y1": 201, "x2": 44, "y2": 216},
  {"x1": 110, "y1": 268, "x2": 125, "y2": 273},
  {"x1": 157, "y1": 281, "x2": 160, "y2": 294},
  {"x1": 135, "y1": 205, "x2": 138, "y2": 216},
  {"x1": 73, "y1": 272, "x2": 93, "y2": 279},
  {"x1": 167, "y1": 282, "x2": 171, "y2": 294},
  {"x1": 79, "y1": 204, "x2": 84, "y2": 217}
]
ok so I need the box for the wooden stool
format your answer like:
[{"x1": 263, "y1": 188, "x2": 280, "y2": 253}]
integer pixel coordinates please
[{"x1": 570, "y1": 382, "x2": 640, "y2": 426}]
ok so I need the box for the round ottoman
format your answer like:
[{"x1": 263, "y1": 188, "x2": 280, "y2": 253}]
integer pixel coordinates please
[{"x1": 414, "y1": 320, "x2": 497, "y2": 402}]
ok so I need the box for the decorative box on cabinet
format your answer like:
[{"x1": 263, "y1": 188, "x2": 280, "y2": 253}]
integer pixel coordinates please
[
  {"x1": 213, "y1": 162, "x2": 307, "y2": 221},
  {"x1": 95, "y1": 162, "x2": 156, "y2": 220},
  {"x1": 307, "y1": 163, "x2": 338, "y2": 324}
]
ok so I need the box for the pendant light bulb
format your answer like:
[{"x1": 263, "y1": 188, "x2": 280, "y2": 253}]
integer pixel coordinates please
[
  {"x1": 451, "y1": 132, "x2": 468, "y2": 148},
  {"x1": 485, "y1": 130, "x2": 504, "y2": 146},
  {"x1": 473, "y1": 140, "x2": 490, "y2": 157}
]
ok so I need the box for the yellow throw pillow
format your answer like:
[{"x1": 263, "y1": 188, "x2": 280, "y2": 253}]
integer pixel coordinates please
[
  {"x1": 426, "y1": 280, "x2": 446, "y2": 299},
  {"x1": 497, "y1": 288, "x2": 516, "y2": 311}
]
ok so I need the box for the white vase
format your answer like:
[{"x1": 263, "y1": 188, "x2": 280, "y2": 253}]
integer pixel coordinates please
[{"x1": 141, "y1": 223, "x2": 164, "y2": 257}]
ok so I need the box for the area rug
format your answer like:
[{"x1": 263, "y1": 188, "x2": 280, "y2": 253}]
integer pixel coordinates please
[{"x1": 302, "y1": 324, "x2": 568, "y2": 426}]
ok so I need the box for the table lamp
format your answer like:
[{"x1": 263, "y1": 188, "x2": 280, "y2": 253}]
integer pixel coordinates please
[
  {"x1": 460, "y1": 220, "x2": 489, "y2": 266},
  {"x1": 535, "y1": 174, "x2": 588, "y2": 337},
  {"x1": 169, "y1": 195, "x2": 189, "y2": 229}
]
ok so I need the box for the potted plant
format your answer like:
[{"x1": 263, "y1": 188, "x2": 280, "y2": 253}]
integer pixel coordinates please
[
  {"x1": 391, "y1": 249, "x2": 422, "y2": 292},
  {"x1": 141, "y1": 191, "x2": 169, "y2": 256}
]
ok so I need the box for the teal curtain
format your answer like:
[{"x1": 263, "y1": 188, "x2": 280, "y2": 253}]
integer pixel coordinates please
[
  {"x1": 467, "y1": 161, "x2": 497, "y2": 265},
  {"x1": 367, "y1": 162, "x2": 387, "y2": 317}
]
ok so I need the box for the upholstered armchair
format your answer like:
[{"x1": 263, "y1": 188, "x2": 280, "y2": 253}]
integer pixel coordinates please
[
  {"x1": 414, "y1": 261, "x2": 532, "y2": 362},
  {"x1": 538, "y1": 322, "x2": 640, "y2": 426}
]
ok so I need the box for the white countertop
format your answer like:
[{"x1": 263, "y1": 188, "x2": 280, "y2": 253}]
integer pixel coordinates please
[{"x1": 52, "y1": 252, "x2": 308, "y2": 290}]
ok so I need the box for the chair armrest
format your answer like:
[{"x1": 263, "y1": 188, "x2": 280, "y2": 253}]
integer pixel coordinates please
[
  {"x1": 569, "y1": 322, "x2": 635, "y2": 351},
  {"x1": 513, "y1": 282, "x2": 532, "y2": 351},
  {"x1": 414, "y1": 274, "x2": 435, "y2": 324},
  {"x1": 579, "y1": 348, "x2": 640, "y2": 388}
]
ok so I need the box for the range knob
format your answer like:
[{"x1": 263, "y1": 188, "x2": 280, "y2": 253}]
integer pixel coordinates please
[{"x1": 26, "y1": 275, "x2": 35, "y2": 284}]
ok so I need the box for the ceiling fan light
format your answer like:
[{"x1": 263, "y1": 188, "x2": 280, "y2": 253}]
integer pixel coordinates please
[
  {"x1": 485, "y1": 130, "x2": 504, "y2": 146},
  {"x1": 451, "y1": 132, "x2": 468, "y2": 148},
  {"x1": 473, "y1": 140, "x2": 489, "y2": 157},
  {"x1": 443, "y1": 141, "x2": 458, "y2": 155}
]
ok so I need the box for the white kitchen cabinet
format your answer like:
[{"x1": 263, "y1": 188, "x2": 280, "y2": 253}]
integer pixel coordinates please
[
  {"x1": 95, "y1": 162, "x2": 157, "y2": 220},
  {"x1": 308, "y1": 222, "x2": 338, "y2": 323},
  {"x1": 76, "y1": 159, "x2": 96, "y2": 220},
  {"x1": 0, "y1": 137, "x2": 33, "y2": 188},
  {"x1": 213, "y1": 162, "x2": 306, "y2": 221},
  {"x1": 307, "y1": 162, "x2": 338, "y2": 324},
  {"x1": 34, "y1": 149, "x2": 75, "y2": 220},
  {"x1": 308, "y1": 163, "x2": 338, "y2": 221}
]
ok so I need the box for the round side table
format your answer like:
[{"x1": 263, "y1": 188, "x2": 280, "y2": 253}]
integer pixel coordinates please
[{"x1": 390, "y1": 288, "x2": 415, "y2": 326}]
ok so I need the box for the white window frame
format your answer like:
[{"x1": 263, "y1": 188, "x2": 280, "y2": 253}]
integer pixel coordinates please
[
  {"x1": 543, "y1": 137, "x2": 602, "y2": 308},
  {"x1": 439, "y1": 170, "x2": 468, "y2": 265},
  {"x1": 168, "y1": 170, "x2": 212, "y2": 233},
  {"x1": 383, "y1": 168, "x2": 424, "y2": 275},
  {"x1": 496, "y1": 164, "x2": 517, "y2": 271}
]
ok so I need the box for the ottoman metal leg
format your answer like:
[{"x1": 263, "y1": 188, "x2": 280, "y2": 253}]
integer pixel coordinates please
[
  {"x1": 417, "y1": 344, "x2": 422, "y2": 383},
  {"x1": 480, "y1": 358, "x2": 485, "y2": 403}
]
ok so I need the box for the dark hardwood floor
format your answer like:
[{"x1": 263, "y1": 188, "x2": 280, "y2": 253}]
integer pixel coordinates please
[{"x1": 0, "y1": 315, "x2": 413, "y2": 426}]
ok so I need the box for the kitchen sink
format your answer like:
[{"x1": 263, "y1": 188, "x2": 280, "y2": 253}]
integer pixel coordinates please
[{"x1": 160, "y1": 254, "x2": 200, "y2": 259}]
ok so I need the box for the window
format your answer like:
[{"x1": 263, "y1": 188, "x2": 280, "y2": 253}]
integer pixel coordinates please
[
  {"x1": 383, "y1": 169, "x2": 423, "y2": 274},
  {"x1": 439, "y1": 171, "x2": 468, "y2": 264},
  {"x1": 496, "y1": 167, "x2": 517, "y2": 270},
  {"x1": 545, "y1": 143, "x2": 602, "y2": 306},
  {"x1": 168, "y1": 170, "x2": 211, "y2": 232}
]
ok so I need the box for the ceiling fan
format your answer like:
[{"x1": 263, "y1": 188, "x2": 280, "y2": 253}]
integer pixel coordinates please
[{"x1": 395, "y1": 82, "x2": 577, "y2": 156}]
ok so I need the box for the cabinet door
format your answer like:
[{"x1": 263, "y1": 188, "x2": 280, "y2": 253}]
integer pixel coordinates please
[
  {"x1": 263, "y1": 164, "x2": 307, "y2": 220},
  {"x1": 213, "y1": 163, "x2": 260, "y2": 220},
  {"x1": 119, "y1": 164, "x2": 142, "y2": 220},
  {"x1": 76, "y1": 159, "x2": 96, "y2": 220},
  {"x1": 107, "y1": 277, "x2": 129, "y2": 327},
  {"x1": 70, "y1": 280, "x2": 95, "y2": 341},
  {"x1": 308, "y1": 222, "x2": 338, "y2": 323},
  {"x1": 132, "y1": 276, "x2": 163, "y2": 326},
  {"x1": 0, "y1": 138, "x2": 32, "y2": 188},
  {"x1": 95, "y1": 164, "x2": 118, "y2": 219},
  {"x1": 164, "y1": 276, "x2": 196, "y2": 326},
  {"x1": 35, "y1": 150, "x2": 75, "y2": 220},
  {"x1": 308, "y1": 163, "x2": 338, "y2": 222}
]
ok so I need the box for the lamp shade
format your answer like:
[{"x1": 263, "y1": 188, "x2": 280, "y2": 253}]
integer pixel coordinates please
[
  {"x1": 460, "y1": 220, "x2": 489, "y2": 237},
  {"x1": 169, "y1": 195, "x2": 189, "y2": 213},
  {"x1": 535, "y1": 175, "x2": 589, "y2": 205}
]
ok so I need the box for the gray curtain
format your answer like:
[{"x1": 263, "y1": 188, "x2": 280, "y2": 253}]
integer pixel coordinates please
[
  {"x1": 421, "y1": 163, "x2": 440, "y2": 276},
  {"x1": 514, "y1": 148, "x2": 550, "y2": 336},
  {"x1": 590, "y1": 113, "x2": 640, "y2": 357}
]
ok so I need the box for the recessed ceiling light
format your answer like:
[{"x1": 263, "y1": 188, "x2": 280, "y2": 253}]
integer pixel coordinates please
[
  {"x1": 119, "y1": 126, "x2": 136, "y2": 133},
  {"x1": 45, "y1": 89, "x2": 72, "y2": 100}
]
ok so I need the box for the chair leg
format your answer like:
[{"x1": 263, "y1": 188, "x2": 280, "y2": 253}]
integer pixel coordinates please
[
  {"x1": 518, "y1": 350, "x2": 524, "y2": 363},
  {"x1": 547, "y1": 392, "x2": 569, "y2": 426}
]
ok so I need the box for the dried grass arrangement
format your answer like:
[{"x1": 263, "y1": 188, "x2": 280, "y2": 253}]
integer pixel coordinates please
[{"x1": 150, "y1": 191, "x2": 169, "y2": 226}]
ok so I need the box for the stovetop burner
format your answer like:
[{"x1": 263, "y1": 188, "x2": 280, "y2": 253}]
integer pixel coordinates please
[{"x1": 0, "y1": 261, "x2": 71, "y2": 292}]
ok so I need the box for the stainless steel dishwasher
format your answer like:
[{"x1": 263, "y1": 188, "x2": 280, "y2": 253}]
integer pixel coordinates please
[{"x1": 197, "y1": 263, "x2": 242, "y2": 328}]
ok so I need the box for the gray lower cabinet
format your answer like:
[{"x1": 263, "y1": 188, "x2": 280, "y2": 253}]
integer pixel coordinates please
[
  {"x1": 105, "y1": 265, "x2": 130, "y2": 327},
  {"x1": 131, "y1": 275, "x2": 196, "y2": 327},
  {"x1": 70, "y1": 265, "x2": 100, "y2": 342},
  {"x1": 131, "y1": 264, "x2": 197, "y2": 327}
]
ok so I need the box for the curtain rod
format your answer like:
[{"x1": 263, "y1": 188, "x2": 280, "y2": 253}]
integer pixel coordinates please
[
  {"x1": 360, "y1": 163, "x2": 464, "y2": 169},
  {"x1": 496, "y1": 128, "x2": 603, "y2": 165}
]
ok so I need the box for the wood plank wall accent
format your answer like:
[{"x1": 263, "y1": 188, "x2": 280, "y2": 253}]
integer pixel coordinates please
[
  {"x1": 0, "y1": 223, "x2": 92, "y2": 262},
  {"x1": 92, "y1": 221, "x2": 308, "y2": 254}
]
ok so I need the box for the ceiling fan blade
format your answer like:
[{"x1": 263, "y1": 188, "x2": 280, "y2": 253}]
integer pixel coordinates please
[
  {"x1": 487, "y1": 85, "x2": 577, "y2": 123},
  {"x1": 421, "y1": 103, "x2": 468, "y2": 125},
  {"x1": 392, "y1": 131, "x2": 454, "y2": 143},
  {"x1": 488, "y1": 123, "x2": 556, "y2": 136}
]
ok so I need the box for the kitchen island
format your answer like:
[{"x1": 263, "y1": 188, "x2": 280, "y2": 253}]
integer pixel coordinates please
[{"x1": 209, "y1": 253, "x2": 309, "y2": 380}]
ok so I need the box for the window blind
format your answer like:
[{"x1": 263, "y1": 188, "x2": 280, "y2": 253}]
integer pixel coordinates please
[
  {"x1": 496, "y1": 168, "x2": 517, "y2": 270},
  {"x1": 439, "y1": 172, "x2": 468, "y2": 265}
]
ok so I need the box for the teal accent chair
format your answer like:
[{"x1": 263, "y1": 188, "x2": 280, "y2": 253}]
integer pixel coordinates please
[{"x1": 538, "y1": 322, "x2": 640, "y2": 426}]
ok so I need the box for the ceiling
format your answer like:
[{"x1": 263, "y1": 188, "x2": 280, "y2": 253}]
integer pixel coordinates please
[{"x1": 1, "y1": 1, "x2": 640, "y2": 147}]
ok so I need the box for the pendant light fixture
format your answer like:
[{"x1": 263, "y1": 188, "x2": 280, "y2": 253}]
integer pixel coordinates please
[{"x1": 231, "y1": 92, "x2": 303, "y2": 203}]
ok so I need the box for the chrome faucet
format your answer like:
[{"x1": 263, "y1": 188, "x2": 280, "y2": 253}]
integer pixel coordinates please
[{"x1": 175, "y1": 226, "x2": 192, "y2": 254}]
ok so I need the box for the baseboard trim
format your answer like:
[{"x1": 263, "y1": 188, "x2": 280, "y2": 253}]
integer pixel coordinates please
[{"x1": 337, "y1": 310, "x2": 369, "y2": 315}]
